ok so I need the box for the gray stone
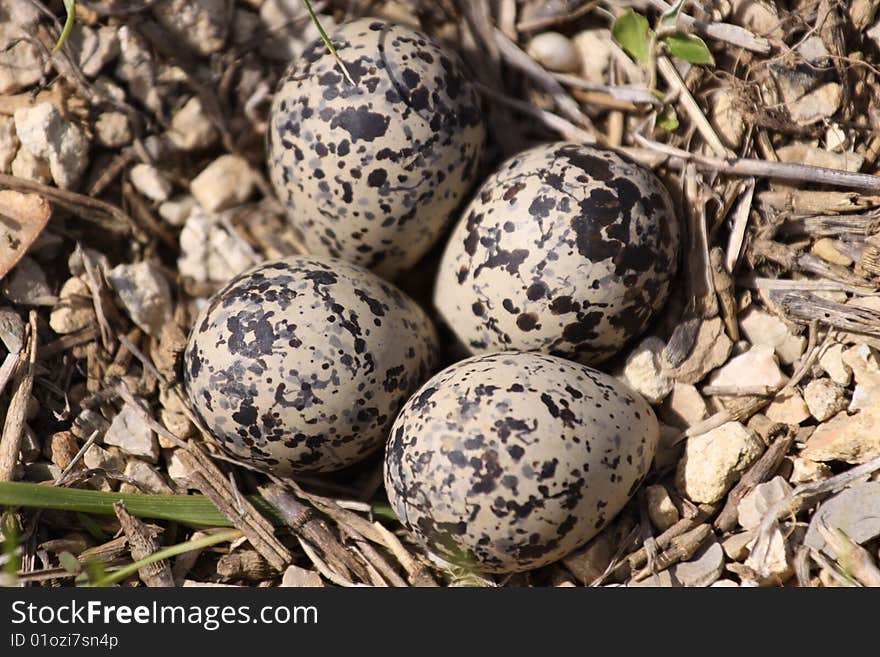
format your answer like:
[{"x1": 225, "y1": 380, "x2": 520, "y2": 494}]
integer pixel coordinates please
[
  {"x1": 83, "y1": 444, "x2": 125, "y2": 472},
  {"x1": 0, "y1": 22, "x2": 41, "y2": 94},
  {"x1": 14, "y1": 102, "x2": 89, "y2": 190},
  {"x1": 0, "y1": 307, "x2": 24, "y2": 353},
  {"x1": 103, "y1": 402, "x2": 159, "y2": 463},
  {"x1": 804, "y1": 482, "x2": 880, "y2": 557},
  {"x1": 3, "y1": 256, "x2": 56, "y2": 306},
  {"x1": 107, "y1": 262, "x2": 172, "y2": 336},
  {"x1": 670, "y1": 536, "x2": 725, "y2": 587},
  {"x1": 119, "y1": 459, "x2": 174, "y2": 494},
  {"x1": 737, "y1": 476, "x2": 792, "y2": 530},
  {"x1": 738, "y1": 307, "x2": 806, "y2": 366}
]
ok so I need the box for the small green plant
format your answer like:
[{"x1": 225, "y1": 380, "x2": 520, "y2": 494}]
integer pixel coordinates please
[
  {"x1": 302, "y1": 0, "x2": 355, "y2": 85},
  {"x1": 612, "y1": 1, "x2": 715, "y2": 67},
  {"x1": 54, "y1": 0, "x2": 76, "y2": 52}
]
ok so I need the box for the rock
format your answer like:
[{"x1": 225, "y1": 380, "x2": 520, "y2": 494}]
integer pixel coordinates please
[
  {"x1": 258, "y1": 1, "x2": 333, "y2": 61},
  {"x1": 129, "y1": 164, "x2": 173, "y2": 202},
  {"x1": 0, "y1": 307, "x2": 23, "y2": 353},
  {"x1": 738, "y1": 308, "x2": 805, "y2": 366},
  {"x1": 676, "y1": 421, "x2": 764, "y2": 503},
  {"x1": 232, "y1": 8, "x2": 260, "y2": 45},
  {"x1": 803, "y1": 482, "x2": 880, "y2": 556},
  {"x1": 83, "y1": 444, "x2": 125, "y2": 472},
  {"x1": 119, "y1": 459, "x2": 174, "y2": 495},
  {"x1": 803, "y1": 378, "x2": 848, "y2": 421},
  {"x1": 526, "y1": 31, "x2": 580, "y2": 73},
  {"x1": 669, "y1": 536, "x2": 725, "y2": 587},
  {"x1": 619, "y1": 337, "x2": 673, "y2": 404},
  {"x1": 628, "y1": 570, "x2": 676, "y2": 587},
  {"x1": 707, "y1": 344, "x2": 787, "y2": 391},
  {"x1": 50, "y1": 431, "x2": 80, "y2": 470},
  {"x1": 745, "y1": 524, "x2": 792, "y2": 584},
  {"x1": 160, "y1": 408, "x2": 194, "y2": 444},
  {"x1": 0, "y1": 22, "x2": 42, "y2": 94},
  {"x1": 721, "y1": 529, "x2": 755, "y2": 561},
  {"x1": 572, "y1": 29, "x2": 613, "y2": 84},
  {"x1": 68, "y1": 25, "x2": 120, "y2": 78},
  {"x1": 709, "y1": 87, "x2": 745, "y2": 150},
  {"x1": 787, "y1": 456, "x2": 832, "y2": 484},
  {"x1": 645, "y1": 484, "x2": 679, "y2": 531},
  {"x1": 190, "y1": 155, "x2": 255, "y2": 212},
  {"x1": 152, "y1": 0, "x2": 228, "y2": 56},
  {"x1": 281, "y1": 565, "x2": 323, "y2": 588},
  {"x1": 789, "y1": 83, "x2": 842, "y2": 125},
  {"x1": 107, "y1": 262, "x2": 172, "y2": 336},
  {"x1": 3, "y1": 256, "x2": 55, "y2": 306},
  {"x1": 71, "y1": 408, "x2": 111, "y2": 442},
  {"x1": 103, "y1": 402, "x2": 159, "y2": 463},
  {"x1": 819, "y1": 343, "x2": 852, "y2": 385},
  {"x1": 94, "y1": 112, "x2": 132, "y2": 148},
  {"x1": 801, "y1": 406, "x2": 880, "y2": 464},
  {"x1": 737, "y1": 476, "x2": 792, "y2": 530},
  {"x1": 776, "y1": 144, "x2": 863, "y2": 175},
  {"x1": 0, "y1": 115, "x2": 18, "y2": 172},
  {"x1": 711, "y1": 579, "x2": 740, "y2": 587},
  {"x1": 662, "y1": 317, "x2": 733, "y2": 384},
  {"x1": 562, "y1": 531, "x2": 613, "y2": 585},
  {"x1": 49, "y1": 276, "x2": 95, "y2": 335},
  {"x1": 14, "y1": 102, "x2": 89, "y2": 190},
  {"x1": 10, "y1": 146, "x2": 50, "y2": 183},
  {"x1": 165, "y1": 449, "x2": 193, "y2": 489},
  {"x1": 115, "y1": 26, "x2": 161, "y2": 114},
  {"x1": 660, "y1": 382, "x2": 708, "y2": 430},
  {"x1": 765, "y1": 391, "x2": 810, "y2": 425},
  {"x1": 159, "y1": 196, "x2": 197, "y2": 226},
  {"x1": 166, "y1": 97, "x2": 218, "y2": 151},
  {"x1": 178, "y1": 209, "x2": 257, "y2": 286},
  {"x1": 848, "y1": 383, "x2": 880, "y2": 412},
  {"x1": 841, "y1": 344, "x2": 880, "y2": 385},
  {"x1": 730, "y1": 0, "x2": 783, "y2": 39},
  {"x1": 24, "y1": 463, "x2": 61, "y2": 482}
]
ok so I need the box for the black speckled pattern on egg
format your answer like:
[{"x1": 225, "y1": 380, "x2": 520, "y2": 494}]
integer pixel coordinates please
[
  {"x1": 434, "y1": 142, "x2": 680, "y2": 365},
  {"x1": 267, "y1": 18, "x2": 486, "y2": 279},
  {"x1": 384, "y1": 351, "x2": 659, "y2": 573},
  {"x1": 184, "y1": 255, "x2": 438, "y2": 475}
]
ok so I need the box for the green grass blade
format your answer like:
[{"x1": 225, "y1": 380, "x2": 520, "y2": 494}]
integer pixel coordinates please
[
  {"x1": 88, "y1": 529, "x2": 242, "y2": 587},
  {"x1": 54, "y1": 0, "x2": 76, "y2": 52},
  {"x1": 302, "y1": 0, "x2": 355, "y2": 85},
  {"x1": 0, "y1": 481, "x2": 284, "y2": 527}
]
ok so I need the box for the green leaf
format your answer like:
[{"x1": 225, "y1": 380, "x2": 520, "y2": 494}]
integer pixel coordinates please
[
  {"x1": 301, "y1": 0, "x2": 355, "y2": 85},
  {"x1": 665, "y1": 32, "x2": 715, "y2": 66},
  {"x1": 54, "y1": 0, "x2": 76, "y2": 52},
  {"x1": 659, "y1": 0, "x2": 686, "y2": 31},
  {"x1": 612, "y1": 10, "x2": 654, "y2": 63},
  {"x1": 59, "y1": 551, "x2": 82, "y2": 574},
  {"x1": 0, "y1": 481, "x2": 284, "y2": 527},
  {"x1": 658, "y1": 106, "x2": 679, "y2": 131}
]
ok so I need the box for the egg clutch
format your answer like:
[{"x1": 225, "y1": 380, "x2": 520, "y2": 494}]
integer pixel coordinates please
[{"x1": 184, "y1": 19, "x2": 680, "y2": 574}]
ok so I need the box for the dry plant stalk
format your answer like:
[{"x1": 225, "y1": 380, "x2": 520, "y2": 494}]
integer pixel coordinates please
[{"x1": 114, "y1": 502, "x2": 175, "y2": 587}]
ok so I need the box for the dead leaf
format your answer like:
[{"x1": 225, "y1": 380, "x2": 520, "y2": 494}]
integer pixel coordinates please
[{"x1": 0, "y1": 190, "x2": 51, "y2": 280}]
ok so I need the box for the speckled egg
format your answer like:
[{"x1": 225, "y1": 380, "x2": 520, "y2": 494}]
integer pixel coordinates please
[
  {"x1": 384, "y1": 351, "x2": 659, "y2": 573},
  {"x1": 267, "y1": 18, "x2": 486, "y2": 279},
  {"x1": 184, "y1": 255, "x2": 438, "y2": 475},
  {"x1": 434, "y1": 142, "x2": 679, "y2": 365}
]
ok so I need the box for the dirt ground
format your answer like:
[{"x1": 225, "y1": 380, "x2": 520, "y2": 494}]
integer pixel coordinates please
[{"x1": 1, "y1": 0, "x2": 880, "y2": 588}]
